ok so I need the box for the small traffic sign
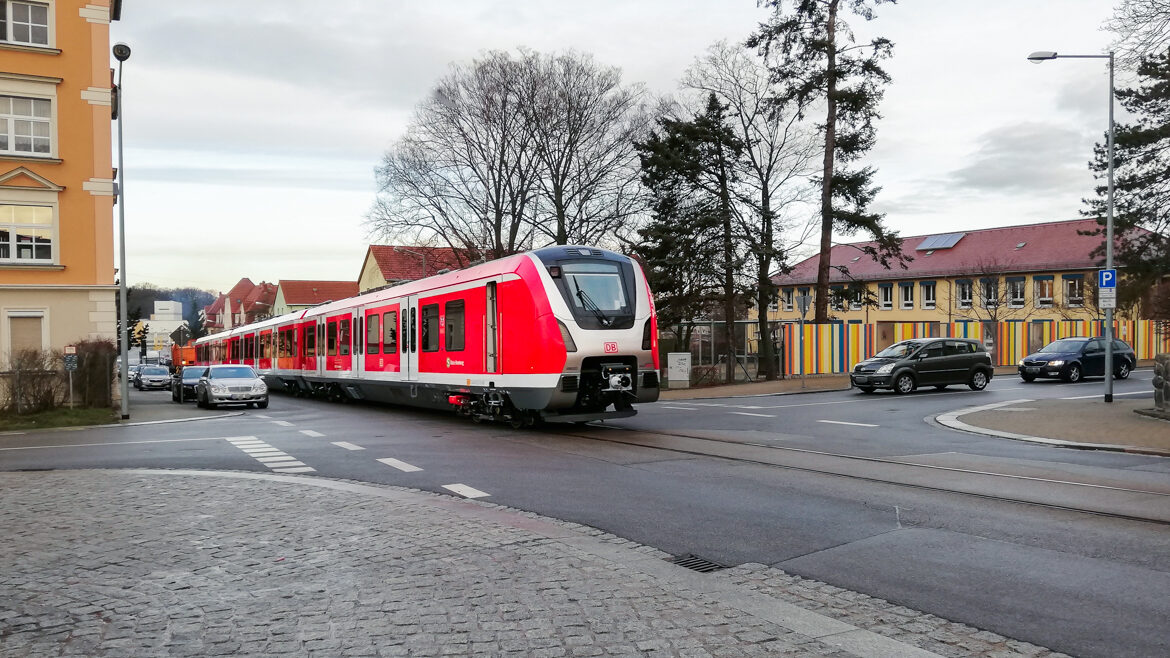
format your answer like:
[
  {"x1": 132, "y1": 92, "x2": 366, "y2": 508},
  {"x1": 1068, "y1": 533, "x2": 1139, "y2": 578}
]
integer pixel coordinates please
[
  {"x1": 64, "y1": 345, "x2": 76, "y2": 355},
  {"x1": 64, "y1": 354, "x2": 78, "y2": 371},
  {"x1": 1098, "y1": 269, "x2": 1117, "y2": 289},
  {"x1": 1099, "y1": 287, "x2": 1117, "y2": 309}
]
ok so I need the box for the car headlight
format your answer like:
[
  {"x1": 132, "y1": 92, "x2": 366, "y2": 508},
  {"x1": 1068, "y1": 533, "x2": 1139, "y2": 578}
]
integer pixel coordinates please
[
  {"x1": 211, "y1": 384, "x2": 228, "y2": 394},
  {"x1": 1047, "y1": 360, "x2": 1064, "y2": 367},
  {"x1": 876, "y1": 363, "x2": 894, "y2": 375},
  {"x1": 252, "y1": 382, "x2": 267, "y2": 393},
  {"x1": 1017, "y1": 360, "x2": 1024, "y2": 367}
]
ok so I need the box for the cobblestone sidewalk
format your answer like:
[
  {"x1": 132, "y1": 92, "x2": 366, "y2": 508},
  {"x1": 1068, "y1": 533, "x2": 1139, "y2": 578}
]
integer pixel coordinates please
[{"x1": 0, "y1": 470, "x2": 1065, "y2": 657}]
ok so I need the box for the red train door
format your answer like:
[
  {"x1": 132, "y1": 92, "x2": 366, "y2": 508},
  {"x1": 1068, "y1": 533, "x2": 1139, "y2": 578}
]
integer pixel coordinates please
[
  {"x1": 364, "y1": 304, "x2": 401, "y2": 373},
  {"x1": 325, "y1": 313, "x2": 352, "y2": 373}
]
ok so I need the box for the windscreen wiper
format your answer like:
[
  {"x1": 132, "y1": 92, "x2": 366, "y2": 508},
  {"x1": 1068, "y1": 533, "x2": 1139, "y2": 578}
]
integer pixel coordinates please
[{"x1": 573, "y1": 281, "x2": 612, "y2": 327}]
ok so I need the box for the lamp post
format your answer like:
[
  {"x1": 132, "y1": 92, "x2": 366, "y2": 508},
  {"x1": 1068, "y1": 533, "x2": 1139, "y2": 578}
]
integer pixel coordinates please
[
  {"x1": 113, "y1": 42, "x2": 131, "y2": 419},
  {"x1": 1028, "y1": 49, "x2": 1116, "y2": 403}
]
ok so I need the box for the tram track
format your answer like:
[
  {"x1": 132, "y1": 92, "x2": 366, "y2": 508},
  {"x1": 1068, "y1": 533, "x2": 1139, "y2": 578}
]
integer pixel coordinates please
[{"x1": 554, "y1": 424, "x2": 1170, "y2": 526}]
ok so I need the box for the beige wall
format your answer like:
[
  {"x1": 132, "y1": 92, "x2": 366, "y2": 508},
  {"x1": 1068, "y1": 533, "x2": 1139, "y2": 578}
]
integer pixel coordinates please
[
  {"x1": 357, "y1": 252, "x2": 387, "y2": 293},
  {"x1": 0, "y1": 287, "x2": 116, "y2": 366}
]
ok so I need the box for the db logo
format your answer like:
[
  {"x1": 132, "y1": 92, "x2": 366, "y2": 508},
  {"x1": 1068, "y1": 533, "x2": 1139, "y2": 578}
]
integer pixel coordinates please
[{"x1": 603, "y1": 342, "x2": 619, "y2": 354}]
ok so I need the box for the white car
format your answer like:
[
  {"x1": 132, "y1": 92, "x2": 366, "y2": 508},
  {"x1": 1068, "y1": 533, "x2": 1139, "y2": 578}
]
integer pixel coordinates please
[{"x1": 195, "y1": 365, "x2": 269, "y2": 409}]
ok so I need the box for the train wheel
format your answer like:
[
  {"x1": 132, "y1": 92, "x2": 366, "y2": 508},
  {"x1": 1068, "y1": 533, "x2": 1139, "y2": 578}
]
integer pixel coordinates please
[{"x1": 508, "y1": 415, "x2": 525, "y2": 429}]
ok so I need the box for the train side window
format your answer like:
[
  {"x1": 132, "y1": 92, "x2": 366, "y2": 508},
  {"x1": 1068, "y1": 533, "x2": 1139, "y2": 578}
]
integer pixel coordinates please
[
  {"x1": 366, "y1": 314, "x2": 380, "y2": 354},
  {"x1": 339, "y1": 319, "x2": 350, "y2": 356},
  {"x1": 327, "y1": 321, "x2": 338, "y2": 356},
  {"x1": 305, "y1": 325, "x2": 315, "y2": 358},
  {"x1": 421, "y1": 304, "x2": 439, "y2": 352},
  {"x1": 445, "y1": 300, "x2": 465, "y2": 351},
  {"x1": 384, "y1": 311, "x2": 398, "y2": 352}
]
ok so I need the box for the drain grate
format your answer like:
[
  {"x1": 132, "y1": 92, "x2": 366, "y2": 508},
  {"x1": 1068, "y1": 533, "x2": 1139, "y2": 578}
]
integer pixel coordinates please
[{"x1": 670, "y1": 553, "x2": 728, "y2": 573}]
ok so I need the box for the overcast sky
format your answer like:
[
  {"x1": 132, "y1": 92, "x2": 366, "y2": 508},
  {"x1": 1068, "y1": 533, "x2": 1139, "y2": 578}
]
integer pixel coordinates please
[{"x1": 109, "y1": 0, "x2": 1119, "y2": 294}]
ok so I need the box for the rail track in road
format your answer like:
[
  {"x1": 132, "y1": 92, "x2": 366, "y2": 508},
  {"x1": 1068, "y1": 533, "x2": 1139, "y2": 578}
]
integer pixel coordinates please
[{"x1": 555, "y1": 425, "x2": 1170, "y2": 526}]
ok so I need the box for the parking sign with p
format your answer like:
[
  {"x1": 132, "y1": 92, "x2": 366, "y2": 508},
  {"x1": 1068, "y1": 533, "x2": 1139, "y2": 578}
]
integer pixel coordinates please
[{"x1": 1098, "y1": 269, "x2": 1117, "y2": 289}]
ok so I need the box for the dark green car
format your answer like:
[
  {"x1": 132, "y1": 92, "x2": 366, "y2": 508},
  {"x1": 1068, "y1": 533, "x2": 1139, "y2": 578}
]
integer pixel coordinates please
[{"x1": 850, "y1": 338, "x2": 994, "y2": 394}]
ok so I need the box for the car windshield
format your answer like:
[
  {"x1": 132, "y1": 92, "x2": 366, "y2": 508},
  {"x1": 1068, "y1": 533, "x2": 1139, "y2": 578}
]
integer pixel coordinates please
[
  {"x1": 182, "y1": 369, "x2": 203, "y2": 381},
  {"x1": 874, "y1": 342, "x2": 919, "y2": 358},
  {"x1": 142, "y1": 367, "x2": 168, "y2": 375},
  {"x1": 209, "y1": 366, "x2": 256, "y2": 379},
  {"x1": 1039, "y1": 340, "x2": 1086, "y2": 353}
]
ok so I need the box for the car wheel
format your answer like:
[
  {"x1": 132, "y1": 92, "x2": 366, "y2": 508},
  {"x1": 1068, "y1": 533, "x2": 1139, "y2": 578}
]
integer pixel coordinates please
[
  {"x1": 1115, "y1": 362, "x2": 1131, "y2": 380},
  {"x1": 1021, "y1": 374, "x2": 1035, "y2": 382},
  {"x1": 196, "y1": 393, "x2": 206, "y2": 409},
  {"x1": 857, "y1": 386, "x2": 875, "y2": 394},
  {"x1": 968, "y1": 370, "x2": 989, "y2": 391},
  {"x1": 894, "y1": 373, "x2": 916, "y2": 395},
  {"x1": 257, "y1": 397, "x2": 269, "y2": 409},
  {"x1": 1064, "y1": 364, "x2": 1082, "y2": 383}
]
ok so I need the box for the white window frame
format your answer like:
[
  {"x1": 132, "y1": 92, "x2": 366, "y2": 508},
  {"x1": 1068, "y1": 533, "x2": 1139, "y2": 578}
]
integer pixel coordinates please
[
  {"x1": 921, "y1": 282, "x2": 936, "y2": 310},
  {"x1": 831, "y1": 289, "x2": 845, "y2": 311},
  {"x1": 0, "y1": 203, "x2": 54, "y2": 263},
  {"x1": 1008, "y1": 280, "x2": 1026, "y2": 308},
  {"x1": 981, "y1": 280, "x2": 998, "y2": 309},
  {"x1": 782, "y1": 289, "x2": 793, "y2": 312},
  {"x1": 850, "y1": 289, "x2": 863, "y2": 311},
  {"x1": 879, "y1": 286, "x2": 893, "y2": 310},
  {"x1": 0, "y1": 74, "x2": 58, "y2": 159},
  {"x1": 1064, "y1": 278, "x2": 1084, "y2": 307},
  {"x1": 2, "y1": 1, "x2": 53, "y2": 48},
  {"x1": 767, "y1": 296, "x2": 778, "y2": 313},
  {"x1": 899, "y1": 285, "x2": 913, "y2": 310},
  {"x1": 1035, "y1": 279, "x2": 1054, "y2": 307},
  {"x1": 957, "y1": 282, "x2": 973, "y2": 309}
]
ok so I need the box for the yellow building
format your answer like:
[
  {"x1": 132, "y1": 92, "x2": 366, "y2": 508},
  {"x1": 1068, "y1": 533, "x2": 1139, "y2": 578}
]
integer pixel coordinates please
[
  {"x1": 0, "y1": 0, "x2": 121, "y2": 365},
  {"x1": 770, "y1": 219, "x2": 1138, "y2": 345}
]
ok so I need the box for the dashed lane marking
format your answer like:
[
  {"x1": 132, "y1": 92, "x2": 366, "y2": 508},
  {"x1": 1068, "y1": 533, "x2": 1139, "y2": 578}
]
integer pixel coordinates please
[
  {"x1": 377, "y1": 457, "x2": 422, "y2": 472},
  {"x1": 818, "y1": 419, "x2": 879, "y2": 428},
  {"x1": 332, "y1": 441, "x2": 364, "y2": 451},
  {"x1": 442, "y1": 483, "x2": 490, "y2": 499},
  {"x1": 1060, "y1": 390, "x2": 1152, "y2": 400},
  {"x1": 300, "y1": 430, "x2": 325, "y2": 438},
  {"x1": 226, "y1": 437, "x2": 315, "y2": 473},
  {"x1": 271, "y1": 420, "x2": 294, "y2": 427},
  {"x1": 660, "y1": 406, "x2": 699, "y2": 411},
  {"x1": 729, "y1": 412, "x2": 776, "y2": 418},
  {"x1": 253, "y1": 414, "x2": 270, "y2": 419}
]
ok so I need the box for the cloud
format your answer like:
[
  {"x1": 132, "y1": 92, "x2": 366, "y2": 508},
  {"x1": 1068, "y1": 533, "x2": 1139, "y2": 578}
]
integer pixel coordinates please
[{"x1": 947, "y1": 122, "x2": 1092, "y2": 194}]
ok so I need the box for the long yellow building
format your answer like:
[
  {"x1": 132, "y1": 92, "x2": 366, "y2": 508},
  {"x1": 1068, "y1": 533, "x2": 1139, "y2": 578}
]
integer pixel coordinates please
[{"x1": 0, "y1": 0, "x2": 121, "y2": 364}]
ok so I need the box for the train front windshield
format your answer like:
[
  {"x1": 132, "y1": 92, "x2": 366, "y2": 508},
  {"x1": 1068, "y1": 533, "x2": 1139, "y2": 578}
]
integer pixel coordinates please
[{"x1": 554, "y1": 260, "x2": 635, "y2": 329}]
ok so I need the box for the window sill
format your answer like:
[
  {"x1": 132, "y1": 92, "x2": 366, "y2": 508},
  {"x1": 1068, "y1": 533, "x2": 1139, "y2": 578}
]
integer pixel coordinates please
[
  {"x1": 0, "y1": 153, "x2": 62, "y2": 164},
  {"x1": 0, "y1": 262, "x2": 63, "y2": 270},
  {"x1": 923, "y1": 305, "x2": 936, "y2": 310},
  {"x1": 880, "y1": 306, "x2": 893, "y2": 311},
  {"x1": 0, "y1": 42, "x2": 61, "y2": 56}
]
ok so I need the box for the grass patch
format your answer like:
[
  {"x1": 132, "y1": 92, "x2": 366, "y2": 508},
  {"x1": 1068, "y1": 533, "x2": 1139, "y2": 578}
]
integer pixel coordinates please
[{"x1": 0, "y1": 407, "x2": 118, "y2": 432}]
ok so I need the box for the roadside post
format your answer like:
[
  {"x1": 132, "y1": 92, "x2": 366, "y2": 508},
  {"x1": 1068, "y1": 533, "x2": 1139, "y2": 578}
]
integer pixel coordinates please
[
  {"x1": 64, "y1": 345, "x2": 77, "y2": 409},
  {"x1": 1099, "y1": 268, "x2": 1117, "y2": 402},
  {"x1": 796, "y1": 295, "x2": 811, "y2": 389}
]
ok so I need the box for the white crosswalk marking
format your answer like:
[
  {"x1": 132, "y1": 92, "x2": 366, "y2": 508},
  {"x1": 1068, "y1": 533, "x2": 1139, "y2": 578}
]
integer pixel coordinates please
[
  {"x1": 300, "y1": 430, "x2": 325, "y2": 438},
  {"x1": 442, "y1": 483, "x2": 490, "y2": 499},
  {"x1": 271, "y1": 420, "x2": 294, "y2": 427},
  {"x1": 377, "y1": 457, "x2": 422, "y2": 472},
  {"x1": 729, "y1": 412, "x2": 776, "y2": 418},
  {"x1": 222, "y1": 436, "x2": 314, "y2": 473},
  {"x1": 332, "y1": 441, "x2": 364, "y2": 451}
]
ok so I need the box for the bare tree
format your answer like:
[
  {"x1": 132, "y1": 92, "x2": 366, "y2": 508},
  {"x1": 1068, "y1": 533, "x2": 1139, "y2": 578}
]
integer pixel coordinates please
[
  {"x1": 370, "y1": 52, "x2": 539, "y2": 260},
  {"x1": 683, "y1": 41, "x2": 818, "y2": 379},
  {"x1": 516, "y1": 50, "x2": 650, "y2": 248},
  {"x1": 1106, "y1": 0, "x2": 1170, "y2": 68}
]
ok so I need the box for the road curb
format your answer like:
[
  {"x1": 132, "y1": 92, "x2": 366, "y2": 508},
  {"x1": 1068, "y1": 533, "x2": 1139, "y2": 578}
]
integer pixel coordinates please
[
  {"x1": 935, "y1": 400, "x2": 1170, "y2": 457},
  {"x1": 660, "y1": 384, "x2": 852, "y2": 401}
]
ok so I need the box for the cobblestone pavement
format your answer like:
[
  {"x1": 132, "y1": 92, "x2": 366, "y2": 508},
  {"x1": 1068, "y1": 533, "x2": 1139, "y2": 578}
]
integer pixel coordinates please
[{"x1": 0, "y1": 470, "x2": 1066, "y2": 657}]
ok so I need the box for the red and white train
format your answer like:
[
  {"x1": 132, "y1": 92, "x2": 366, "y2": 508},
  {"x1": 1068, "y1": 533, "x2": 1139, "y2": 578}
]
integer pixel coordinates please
[{"x1": 193, "y1": 246, "x2": 660, "y2": 425}]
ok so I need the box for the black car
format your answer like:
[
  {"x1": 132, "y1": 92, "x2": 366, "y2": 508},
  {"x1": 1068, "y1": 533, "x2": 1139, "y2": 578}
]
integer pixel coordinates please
[
  {"x1": 1018, "y1": 337, "x2": 1136, "y2": 383},
  {"x1": 171, "y1": 366, "x2": 203, "y2": 403},
  {"x1": 851, "y1": 338, "x2": 994, "y2": 394}
]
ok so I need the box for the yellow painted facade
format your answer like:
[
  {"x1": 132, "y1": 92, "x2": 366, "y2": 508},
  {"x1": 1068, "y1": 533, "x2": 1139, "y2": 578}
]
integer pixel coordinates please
[{"x1": 0, "y1": 0, "x2": 119, "y2": 365}]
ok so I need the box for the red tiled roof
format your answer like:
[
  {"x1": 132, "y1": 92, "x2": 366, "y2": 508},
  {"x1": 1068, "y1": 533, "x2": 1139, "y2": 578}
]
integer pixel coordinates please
[
  {"x1": 243, "y1": 282, "x2": 277, "y2": 313},
  {"x1": 225, "y1": 278, "x2": 255, "y2": 306},
  {"x1": 278, "y1": 280, "x2": 359, "y2": 306},
  {"x1": 772, "y1": 219, "x2": 1137, "y2": 286},
  {"x1": 368, "y1": 245, "x2": 473, "y2": 282}
]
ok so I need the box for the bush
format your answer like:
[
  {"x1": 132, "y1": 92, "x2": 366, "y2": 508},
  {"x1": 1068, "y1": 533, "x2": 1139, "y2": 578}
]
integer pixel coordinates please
[
  {"x1": 1, "y1": 349, "x2": 66, "y2": 415},
  {"x1": 72, "y1": 339, "x2": 117, "y2": 408}
]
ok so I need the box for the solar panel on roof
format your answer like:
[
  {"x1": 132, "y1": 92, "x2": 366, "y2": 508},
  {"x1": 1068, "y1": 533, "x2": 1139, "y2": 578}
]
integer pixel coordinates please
[{"x1": 915, "y1": 232, "x2": 965, "y2": 250}]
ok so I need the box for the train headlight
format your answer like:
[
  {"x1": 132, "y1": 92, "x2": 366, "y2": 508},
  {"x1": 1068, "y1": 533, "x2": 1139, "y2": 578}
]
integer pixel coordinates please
[
  {"x1": 557, "y1": 320, "x2": 577, "y2": 352},
  {"x1": 609, "y1": 374, "x2": 632, "y2": 390}
]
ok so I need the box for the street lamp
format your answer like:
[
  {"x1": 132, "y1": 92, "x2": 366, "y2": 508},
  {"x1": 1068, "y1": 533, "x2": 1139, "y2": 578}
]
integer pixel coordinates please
[
  {"x1": 1028, "y1": 49, "x2": 1116, "y2": 403},
  {"x1": 114, "y1": 42, "x2": 131, "y2": 419}
]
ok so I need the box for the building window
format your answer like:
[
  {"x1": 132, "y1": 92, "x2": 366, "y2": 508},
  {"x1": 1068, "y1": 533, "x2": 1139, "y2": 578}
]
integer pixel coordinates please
[
  {"x1": 957, "y1": 281, "x2": 973, "y2": 309},
  {"x1": 921, "y1": 282, "x2": 936, "y2": 310},
  {"x1": 0, "y1": 95, "x2": 51, "y2": 155},
  {"x1": 830, "y1": 288, "x2": 845, "y2": 311},
  {"x1": 1009, "y1": 280, "x2": 1026, "y2": 308},
  {"x1": 782, "y1": 289, "x2": 793, "y2": 312},
  {"x1": 1036, "y1": 279, "x2": 1053, "y2": 307},
  {"x1": 0, "y1": 204, "x2": 52, "y2": 262},
  {"x1": 879, "y1": 286, "x2": 893, "y2": 310},
  {"x1": 2, "y1": 2, "x2": 50, "y2": 46},
  {"x1": 767, "y1": 296, "x2": 778, "y2": 312},
  {"x1": 900, "y1": 285, "x2": 914, "y2": 309},
  {"x1": 850, "y1": 289, "x2": 863, "y2": 310},
  {"x1": 1064, "y1": 278, "x2": 1084, "y2": 307},
  {"x1": 981, "y1": 280, "x2": 998, "y2": 309}
]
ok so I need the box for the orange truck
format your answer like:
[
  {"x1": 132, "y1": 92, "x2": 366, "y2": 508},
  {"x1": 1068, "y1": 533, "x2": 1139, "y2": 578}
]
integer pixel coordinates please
[{"x1": 171, "y1": 342, "x2": 197, "y2": 369}]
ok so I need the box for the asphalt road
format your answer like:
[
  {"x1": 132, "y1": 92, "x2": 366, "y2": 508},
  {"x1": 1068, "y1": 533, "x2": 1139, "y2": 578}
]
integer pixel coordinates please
[{"x1": 1, "y1": 371, "x2": 1167, "y2": 657}]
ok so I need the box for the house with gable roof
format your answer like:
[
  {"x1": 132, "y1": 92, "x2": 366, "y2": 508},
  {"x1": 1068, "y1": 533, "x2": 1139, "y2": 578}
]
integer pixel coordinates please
[
  {"x1": 272, "y1": 280, "x2": 358, "y2": 316},
  {"x1": 201, "y1": 278, "x2": 276, "y2": 335},
  {"x1": 357, "y1": 245, "x2": 477, "y2": 293}
]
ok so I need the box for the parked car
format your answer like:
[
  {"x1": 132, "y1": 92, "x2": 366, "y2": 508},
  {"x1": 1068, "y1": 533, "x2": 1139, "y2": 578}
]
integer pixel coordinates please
[
  {"x1": 851, "y1": 338, "x2": 994, "y2": 394},
  {"x1": 171, "y1": 366, "x2": 203, "y2": 403},
  {"x1": 128, "y1": 363, "x2": 146, "y2": 385},
  {"x1": 196, "y1": 364, "x2": 268, "y2": 409},
  {"x1": 134, "y1": 365, "x2": 172, "y2": 390},
  {"x1": 1018, "y1": 337, "x2": 1136, "y2": 383}
]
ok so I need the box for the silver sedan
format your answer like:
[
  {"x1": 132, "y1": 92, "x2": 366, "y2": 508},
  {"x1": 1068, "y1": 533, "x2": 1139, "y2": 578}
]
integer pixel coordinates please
[{"x1": 195, "y1": 365, "x2": 269, "y2": 409}]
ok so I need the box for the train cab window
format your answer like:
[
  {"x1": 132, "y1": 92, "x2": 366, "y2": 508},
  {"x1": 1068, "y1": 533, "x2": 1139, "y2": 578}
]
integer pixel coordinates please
[
  {"x1": 366, "y1": 314, "x2": 380, "y2": 354},
  {"x1": 326, "y1": 321, "x2": 337, "y2": 357},
  {"x1": 339, "y1": 319, "x2": 350, "y2": 356},
  {"x1": 445, "y1": 300, "x2": 465, "y2": 351},
  {"x1": 421, "y1": 304, "x2": 440, "y2": 352},
  {"x1": 384, "y1": 310, "x2": 398, "y2": 352}
]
